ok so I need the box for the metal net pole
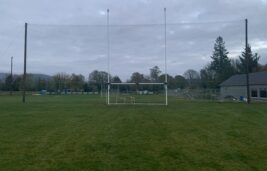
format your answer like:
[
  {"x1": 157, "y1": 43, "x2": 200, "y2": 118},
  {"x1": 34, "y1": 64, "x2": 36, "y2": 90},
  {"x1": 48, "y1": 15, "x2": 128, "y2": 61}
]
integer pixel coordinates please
[
  {"x1": 164, "y1": 8, "x2": 168, "y2": 106},
  {"x1": 107, "y1": 9, "x2": 110, "y2": 105},
  {"x1": 22, "y1": 23, "x2": 27, "y2": 103},
  {"x1": 245, "y1": 19, "x2": 250, "y2": 104}
]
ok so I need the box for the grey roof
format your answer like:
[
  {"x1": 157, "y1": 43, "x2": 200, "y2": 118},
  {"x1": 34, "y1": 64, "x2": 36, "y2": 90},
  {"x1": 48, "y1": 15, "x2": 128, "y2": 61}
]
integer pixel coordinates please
[{"x1": 220, "y1": 71, "x2": 267, "y2": 86}]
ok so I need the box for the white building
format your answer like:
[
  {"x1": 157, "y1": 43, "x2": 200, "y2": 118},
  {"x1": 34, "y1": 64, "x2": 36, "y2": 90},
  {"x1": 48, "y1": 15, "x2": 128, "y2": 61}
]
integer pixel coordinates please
[{"x1": 220, "y1": 71, "x2": 267, "y2": 100}]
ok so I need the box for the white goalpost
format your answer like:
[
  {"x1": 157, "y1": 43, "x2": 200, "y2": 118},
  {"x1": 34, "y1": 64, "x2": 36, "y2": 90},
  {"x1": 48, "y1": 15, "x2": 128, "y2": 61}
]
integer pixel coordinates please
[{"x1": 106, "y1": 8, "x2": 168, "y2": 106}]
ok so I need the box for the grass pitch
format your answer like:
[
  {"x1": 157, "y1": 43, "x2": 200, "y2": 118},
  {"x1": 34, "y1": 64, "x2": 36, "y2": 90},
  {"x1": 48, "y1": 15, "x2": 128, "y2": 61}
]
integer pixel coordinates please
[{"x1": 0, "y1": 95, "x2": 267, "y2": 170}]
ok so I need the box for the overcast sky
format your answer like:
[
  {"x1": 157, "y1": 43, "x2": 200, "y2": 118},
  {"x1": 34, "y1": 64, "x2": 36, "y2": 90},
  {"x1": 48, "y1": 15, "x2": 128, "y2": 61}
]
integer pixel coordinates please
[{"x1": 0, "y1": 0, "x2": 266, "y2": 80}]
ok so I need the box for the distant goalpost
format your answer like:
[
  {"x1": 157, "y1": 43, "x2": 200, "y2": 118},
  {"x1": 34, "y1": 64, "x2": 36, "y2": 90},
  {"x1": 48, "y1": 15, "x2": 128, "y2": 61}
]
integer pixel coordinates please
[{"x1": 106, "y1": 8, "x2": 168, "y2": 106}]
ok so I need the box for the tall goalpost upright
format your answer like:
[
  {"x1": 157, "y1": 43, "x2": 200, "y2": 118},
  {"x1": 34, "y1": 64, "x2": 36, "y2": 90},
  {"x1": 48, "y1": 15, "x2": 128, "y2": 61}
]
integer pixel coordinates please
[{"x1": 106, "y1": 8, "x2": 168, "y2": 106}]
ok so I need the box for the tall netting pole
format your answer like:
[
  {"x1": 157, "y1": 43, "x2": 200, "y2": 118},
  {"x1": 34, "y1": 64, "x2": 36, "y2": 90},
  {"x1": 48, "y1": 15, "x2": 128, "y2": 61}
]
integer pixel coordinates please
[
  {"x1": 107, "y1": 9, "x2": 110, "y2": 105},
  {"x1": 10, "y1": 56, "x2": 13, "y2": 95},
  {"x1": 164, "y1": 8, "x2": 168, "y2": 106},
  {"x1": 22, "y1": 22, "x2": 27, "y2": 103},
  {"x1": 245, "y1": 19, "x2": 250, "y2": 104}
]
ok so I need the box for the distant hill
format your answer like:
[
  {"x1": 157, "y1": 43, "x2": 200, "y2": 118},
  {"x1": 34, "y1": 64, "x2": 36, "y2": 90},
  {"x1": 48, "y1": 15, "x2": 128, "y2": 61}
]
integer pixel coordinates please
[
  {"x1": 28, "y1": 74, "x2": 52, "y2": 81},
  {"x1": 0, "y1": 73, "x2": 52, "y2": 82}
]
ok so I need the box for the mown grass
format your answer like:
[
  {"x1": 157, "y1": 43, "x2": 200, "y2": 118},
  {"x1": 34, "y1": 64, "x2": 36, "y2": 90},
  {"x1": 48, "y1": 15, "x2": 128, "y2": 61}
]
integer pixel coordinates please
[{"x1": 0, "y1": 95, "x2": 267, "y2": 171}]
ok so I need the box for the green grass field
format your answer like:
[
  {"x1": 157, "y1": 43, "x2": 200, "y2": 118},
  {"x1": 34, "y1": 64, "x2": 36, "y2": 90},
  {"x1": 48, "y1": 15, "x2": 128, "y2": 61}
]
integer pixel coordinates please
[{"x1": 0, "y1": 95, "x2": 267, "y2": 171}]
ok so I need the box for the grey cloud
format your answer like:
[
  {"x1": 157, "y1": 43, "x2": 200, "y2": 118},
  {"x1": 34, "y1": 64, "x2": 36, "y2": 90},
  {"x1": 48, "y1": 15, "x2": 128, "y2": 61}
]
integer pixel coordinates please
[{"x1": 0, "y1": 0, "x2": 266, "y2": 81}]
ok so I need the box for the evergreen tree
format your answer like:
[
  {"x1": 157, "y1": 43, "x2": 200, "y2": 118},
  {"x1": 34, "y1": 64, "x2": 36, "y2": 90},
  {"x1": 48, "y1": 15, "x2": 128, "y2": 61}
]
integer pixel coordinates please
[
  {"x1": 209, "y1": 36, "x2": 234, "y2": 85},
  {"x1": 237, "y1": 44, "x2": 260, "y2": 73}
]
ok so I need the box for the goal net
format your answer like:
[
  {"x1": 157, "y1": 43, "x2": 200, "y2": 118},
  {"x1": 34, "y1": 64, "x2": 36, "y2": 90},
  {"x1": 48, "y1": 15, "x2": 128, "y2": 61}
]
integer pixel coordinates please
[{"x1": 109, "y1": 83, "x2": 166, "y2": 105}]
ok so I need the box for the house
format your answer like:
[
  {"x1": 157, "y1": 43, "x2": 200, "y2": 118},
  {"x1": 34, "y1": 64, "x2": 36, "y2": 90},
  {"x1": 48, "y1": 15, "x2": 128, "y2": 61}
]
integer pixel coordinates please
[{"x1": 220, "y1": 71, "x2": 267, "y2": 100}]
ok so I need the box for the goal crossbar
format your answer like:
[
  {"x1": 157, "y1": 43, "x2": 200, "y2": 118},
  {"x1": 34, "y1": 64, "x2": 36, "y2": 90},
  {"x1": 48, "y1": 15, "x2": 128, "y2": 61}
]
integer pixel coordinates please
[{"x1": 110, "y1": 82, "x2": 165, "y2": 85}]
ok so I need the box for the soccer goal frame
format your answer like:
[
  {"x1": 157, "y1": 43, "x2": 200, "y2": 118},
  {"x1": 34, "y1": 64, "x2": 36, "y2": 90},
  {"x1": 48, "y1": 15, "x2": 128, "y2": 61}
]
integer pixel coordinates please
[{"x1": 106, "y1": 8, "x2": 168, "y2": 106}]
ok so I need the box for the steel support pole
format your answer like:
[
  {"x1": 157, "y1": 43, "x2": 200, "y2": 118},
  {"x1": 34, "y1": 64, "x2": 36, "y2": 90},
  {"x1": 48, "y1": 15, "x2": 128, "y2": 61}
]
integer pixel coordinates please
[
  {"x1": 107, "y1": 9, "x2": 110, "y2": 105},
  {"x1": 10, "y1": 56, "x2": 13, "y2": 95},
  {"x1": 164, "y1": 8, "x2": 168, "y2": 106},
  {"x1": 22, "y1": 23, "x2": 27, "y2": 103},
  {"x1": 245, "y1": 19, "x2": 250, "y2": 104}
]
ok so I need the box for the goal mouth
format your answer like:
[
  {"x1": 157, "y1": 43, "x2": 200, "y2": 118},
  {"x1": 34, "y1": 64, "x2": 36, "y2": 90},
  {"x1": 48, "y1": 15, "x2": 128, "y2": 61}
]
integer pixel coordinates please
[{"x1": 108, "y1": 82, "x2": 167, "y2": 105}]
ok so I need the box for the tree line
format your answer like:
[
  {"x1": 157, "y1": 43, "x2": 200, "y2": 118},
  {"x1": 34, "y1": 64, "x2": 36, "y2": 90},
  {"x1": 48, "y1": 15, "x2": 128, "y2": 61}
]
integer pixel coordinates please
[
  {"x1": 185, "y1": 36, "x2": 267, "y2": 89},
  {"x1": 0, "y1": 67, "x2": 187, "y2": 93},
  {"x1": 1, "y1": 36, "x2": 266, "y2": 93}
]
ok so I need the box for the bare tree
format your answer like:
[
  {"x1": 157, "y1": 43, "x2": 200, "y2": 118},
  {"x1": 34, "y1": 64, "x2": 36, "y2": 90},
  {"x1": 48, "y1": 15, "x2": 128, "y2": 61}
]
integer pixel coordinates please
[
  {"x1": 183, "y1": 69, "x2": 200, "y2": 89},
  {"x1": 150, "y1": 66, "x2": 161, "y2": 82}
]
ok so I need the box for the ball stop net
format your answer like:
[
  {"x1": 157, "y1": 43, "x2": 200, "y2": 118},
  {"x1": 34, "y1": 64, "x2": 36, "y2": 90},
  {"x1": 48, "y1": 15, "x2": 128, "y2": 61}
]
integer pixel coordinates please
[{"x1": 24, "y1": 9, "x2": 245, "y2": 104}]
